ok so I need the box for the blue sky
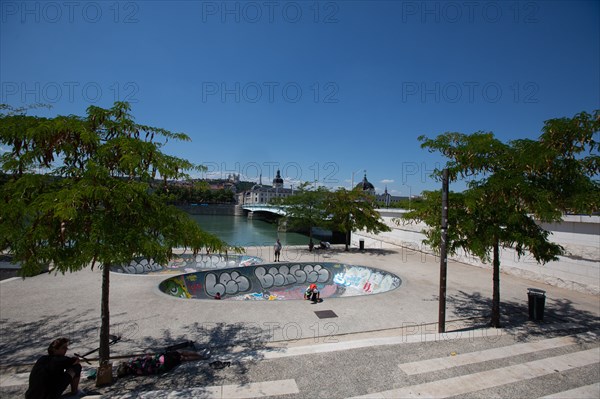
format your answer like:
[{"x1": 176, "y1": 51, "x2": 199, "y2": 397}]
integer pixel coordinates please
[{"x1": 1, "y1": 0, "x2": 599, "y2": 196}]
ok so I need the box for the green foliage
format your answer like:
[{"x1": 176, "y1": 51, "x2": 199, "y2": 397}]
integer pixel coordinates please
[
  {"x1": 0, "y1": 102, "x2": 241, "y2": 365},
  {"x1": 155, "y1": 182, "x2": 235, "y2": 204},
  {"x1": 378, "y1": 197, "x2": 422, "y2": 209},
  {"x1": 0, "y1": 102, "x2": 234, "y2": 276},
  {"x1": 417, "y1": 111, "x2": 600, "y2": 216},
  {"x1": 279, "y1": 183, "x2": 391, "y2": 250},
  {"x1": 403, "y1": 110, "x2": 599, "y2": 327},
  {"x1": 407, "y1": 189, "x2": 563, "y2": 265},
  {"x1": 279, "y1": 182, "x2": 329, "y2": 240},
  {"x1": 325, "y1": 188, "x2": 391, "y2": 250}
]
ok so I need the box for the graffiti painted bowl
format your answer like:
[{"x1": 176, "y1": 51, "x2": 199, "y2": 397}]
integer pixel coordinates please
[
  {"x1": 159, "y1": 262, "x2": 401, "y2": 301},
  {"x1": 111, "y1": 254, "x2": 263, "y2": 275}
]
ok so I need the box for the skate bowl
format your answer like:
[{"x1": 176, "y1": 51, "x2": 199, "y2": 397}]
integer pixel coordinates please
[
  {"x1": 158, "y1": 262, "x2": 402, "y2": 300},
  {"x1": 111, "y1": 254, "x2": 263, "y2": 275}
]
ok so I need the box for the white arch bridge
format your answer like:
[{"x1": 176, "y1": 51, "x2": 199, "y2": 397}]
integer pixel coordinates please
[
  {"x1": 242, "y1": 204, "x2": 288, "y2": 217},
  {"x1": 241, "y1": 205, "x2": 409, "y2": 219}
]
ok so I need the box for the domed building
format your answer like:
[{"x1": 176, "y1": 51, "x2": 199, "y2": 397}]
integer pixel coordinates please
[
  {"x1": 238, "y1": 169, "x2": 294, "y2": 205},
  {"x1": 273, "y1": 169, "x2": 284, "y2": 189},
  {"x1": 355, "y1": 172, "x2": 406, "y2": 207},
  {"x1": 355, "y1": 172, "x2": 375, "y2": 195}
]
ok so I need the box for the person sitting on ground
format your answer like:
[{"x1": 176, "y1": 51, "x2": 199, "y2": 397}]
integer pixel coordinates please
[
  {"x1": 26, "y1": 337, "x2": 82, "y2": 399},
  {"x1": 116, "y1": 349, "x2": 206, "y2": 378}
]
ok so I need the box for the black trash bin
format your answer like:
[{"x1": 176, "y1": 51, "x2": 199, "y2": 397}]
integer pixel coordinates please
[
  {"x1": 527, "y1": 288, "x2": 546, "y2": 321},
  {"x1": 359, "y1": 240, "x2": 365, "y2": 250}
]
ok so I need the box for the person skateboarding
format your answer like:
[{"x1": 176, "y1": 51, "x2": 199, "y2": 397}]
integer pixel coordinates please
[{"x1": 304, "y1": 283, "x2": 320, "y2": 303}]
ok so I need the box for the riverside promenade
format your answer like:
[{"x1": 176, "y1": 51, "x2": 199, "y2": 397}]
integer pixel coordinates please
[{"x1": 1, "y1": 243, "x2": 599, "y2": 398}]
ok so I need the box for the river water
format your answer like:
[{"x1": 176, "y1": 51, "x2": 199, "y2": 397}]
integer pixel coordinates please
[{"x1": 188, "y1": 214, "x2": 310, "y2": 247}]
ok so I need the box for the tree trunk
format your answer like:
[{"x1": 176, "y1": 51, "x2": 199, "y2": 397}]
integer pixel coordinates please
[
  {"x1": 99, "y1": 262, "x2": 110, "y2": 363},
  {"x1": 490, "y1": 239, "x2": 501, "y2": 328},
  {"x1": 345, "y1": 230, "x2": 350, "y2": 251}
]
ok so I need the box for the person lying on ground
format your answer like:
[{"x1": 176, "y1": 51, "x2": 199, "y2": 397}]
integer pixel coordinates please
[
  {"x1": 26, "y1": 337, "x2": 82, "y2": 399},
  {"x1": 116, "y1": 350, "x2": 206, "y2": 377}
]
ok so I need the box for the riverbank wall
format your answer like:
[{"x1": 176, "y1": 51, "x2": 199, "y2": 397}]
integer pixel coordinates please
[
  {"x1": 177, "y1": 203, "x2": 244, "y2": 216},
  {"x1": 353, "y1": 209, "x2": 600, "y2": 295}
]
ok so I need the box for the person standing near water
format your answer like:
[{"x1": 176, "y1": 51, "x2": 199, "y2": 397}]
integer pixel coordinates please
[{"x1": 274, "y1": 238, "x2": 282, "y2": 262}]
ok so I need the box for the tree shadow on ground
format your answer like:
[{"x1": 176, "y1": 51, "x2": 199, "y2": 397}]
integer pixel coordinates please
[
  {"x1": 1, "y1": 316, "x2": 284, "y2": 397},
  {"x1": 308, "y1": 247, "x2": 398, "y2": 258},
  {"x1": 445, "y1": 290, "x2": 600, "y2": 342},
  {"x1": 87, "y1": 321, "x2": 283, "y2": 397},
  {"x1": 0, "y1": 308, "x2": 102, "y2": 366}
]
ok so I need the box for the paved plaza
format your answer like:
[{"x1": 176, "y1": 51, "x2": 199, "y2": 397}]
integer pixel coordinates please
[{"x1": 1, "y1": 242, "x2": 598, "y2": 398}]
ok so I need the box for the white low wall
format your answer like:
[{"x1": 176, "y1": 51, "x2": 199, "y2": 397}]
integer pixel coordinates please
[{"x1": 354, "y1": 210, "x2": 600, "y2": 295}]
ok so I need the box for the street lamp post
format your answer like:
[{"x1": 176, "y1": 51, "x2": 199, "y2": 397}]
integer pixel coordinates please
[{"x1": 402, "y1": 184, "x2": 412, "y2": 210}]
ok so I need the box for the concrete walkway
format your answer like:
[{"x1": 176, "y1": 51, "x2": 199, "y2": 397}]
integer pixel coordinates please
[{"x1": 1, "y1": 243, "x2": 598, "y2": 398}]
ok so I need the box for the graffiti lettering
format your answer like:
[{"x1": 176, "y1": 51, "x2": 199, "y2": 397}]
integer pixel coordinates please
[
  {"x1": 279, "y1": 265, "x2": 297, "y2": 284},
  {"x1": 187, "y1": 283, "x2": 203, "y2": 292},
  {"x1": 123, "y1": 258, "x2": 162, "y2": 274},
  {"x1": 205, "y1": 271, "x2": 251, "y2": 296},
  {"x1": 159, "y1": 262, "x2": 400, "y2": 300},
  {"x1": 167, "y1": 258, "x2": 187, "y2": 269},
  {"x1": 116, "y1": 254, "x2": 263, "y2": 275},
  {"x1": 255, "y1": 264, "x2": 330, "y2": 289},
  {"x1": 269, "y1": 266, "x2": 287, "y2": 286},
  {"x1": 306, "y1": 264, "x2": 329, "y2": 283},
  {"x1": 291, "y1": 264, "x2": 307, "y2": 283},
  {"x1": 333, "y1": 266, "x2": 401, "y2": 294},
  {"x1": 255, "y1": 266, "x2": 274, "y2": 288}
]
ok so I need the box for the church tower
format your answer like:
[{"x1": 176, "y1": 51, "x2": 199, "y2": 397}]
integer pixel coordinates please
[{"x1": 273, "y1": 169, "x2": 284, "y2": 189}]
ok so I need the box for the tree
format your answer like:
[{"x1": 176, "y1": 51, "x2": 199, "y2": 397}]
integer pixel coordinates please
[
  {"x1": 325, "y1": 188, "x2": 391, "y2": 251},
  {"x1": 0, "y1": 102, "x2": 235, "y2": 375},
  {"x1": 401, "y1": 111, "x2": 599, "y2": 327},
  {"x1": 155, "y1": 181, "x2": 235, "y2": 205},
  {"x1": 279, "y1": 182, "x2": 329, "y2": 244}
]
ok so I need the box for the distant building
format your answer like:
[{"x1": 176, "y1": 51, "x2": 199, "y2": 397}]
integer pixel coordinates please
[
  {"x1": 376, "y1": 186, "x2": 405, "y2": 207},
  {"x1": 238, "y1": 170, "x2": 408, "y2": 207},
  {"x1": 356, "y1": 172, "x2": 406, "y2": 206},
  {"x1": 208, "y1": 181, "x2": 237, "y2": 193},
  {"x1": 355, "y1": 172, "x2": 375, "y2": 195},
  {"x1": 227, "y1": 174, "x2": 240, "y2": 184},
  {"x1": 237, "y1": 169, "x2": 295, "y2": 205}
]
